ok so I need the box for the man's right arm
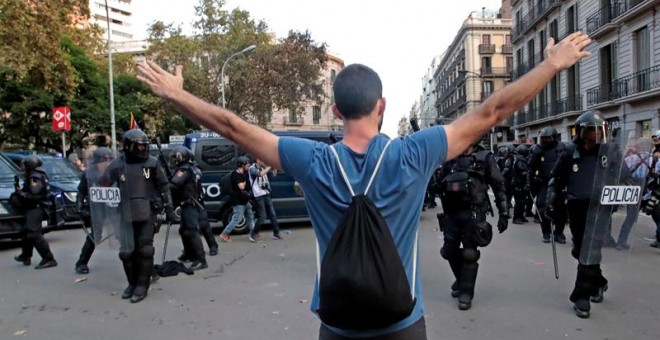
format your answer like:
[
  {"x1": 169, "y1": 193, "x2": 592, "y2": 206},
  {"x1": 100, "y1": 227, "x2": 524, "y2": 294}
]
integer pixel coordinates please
[{"x1": 443, "y1": 32, "x2": 591, "y2": 161}]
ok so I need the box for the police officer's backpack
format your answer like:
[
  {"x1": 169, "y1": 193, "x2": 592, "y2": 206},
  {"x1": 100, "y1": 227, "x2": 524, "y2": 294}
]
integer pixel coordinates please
[
  {"x1": 317, "y1": 140, "x2": 416, "y2": 330},
  {"x1": 441, "y1": 151, "x2": 489, "y2": 204}
]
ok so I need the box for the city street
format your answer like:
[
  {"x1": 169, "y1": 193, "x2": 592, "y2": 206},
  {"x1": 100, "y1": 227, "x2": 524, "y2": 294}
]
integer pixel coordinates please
[{"x1": 0, "y1": 208, "x2": 658, "y2": 340}]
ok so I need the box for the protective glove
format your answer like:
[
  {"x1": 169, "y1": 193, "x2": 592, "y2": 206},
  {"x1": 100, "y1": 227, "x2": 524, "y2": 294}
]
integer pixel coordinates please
[
  {"x1": 165, "y1": 206, "x2": 180, "y2": 224},
  {"x1": 497, "y1": 214, "x2": 508, "y2": 233},
  {"x1": 153, "y1": 213, "x2": 166, "y2": 233}
]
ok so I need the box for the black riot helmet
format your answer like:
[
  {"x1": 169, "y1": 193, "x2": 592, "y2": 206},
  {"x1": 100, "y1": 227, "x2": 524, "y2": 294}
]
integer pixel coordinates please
[
  {"x1": 497, "y1": 146, "x2": 509, "y2": 158},
  {"x1": 122, "y1": 129, "x2": 150, "y2": 161},
  {"x1": 170, "y1": 146, "x2": 193, "y2": 166},
  {"x1": 574, "y1": 111, "x2": 608, "y2": 144},
  {"x1": 516, "y1": 144, "x2": 530, "y2": 157},
  {"x1": 21, "y1": 155, "x2": 43, "y2": 171},
  {"x1": 92, "y1": 147, "x2": 114, "y2": 164},
  {"x1": 236, "y1": 156, "x2": 251, "y2": 168},
  {"x1": 539, "y1": 127, "x2": 558, "y2": 149}
]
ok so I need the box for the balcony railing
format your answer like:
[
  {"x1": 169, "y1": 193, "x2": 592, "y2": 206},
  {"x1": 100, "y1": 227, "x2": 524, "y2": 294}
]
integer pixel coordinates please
[
  {"x1": 480, "y1": 67, "x2": 510, "y2": 77},
  {"x1": 586, "y1": 65, "x2": 660, "y2": 106},
  {"x1": 283, "y1": 116, "x2": 304, "y2": 126},
  {"x1": 512, "y1": 0, "x2": 563, "y2": 41},
  {"x1": 586, "y1": 1, "x2": 628, "y2": 35},
  {"x1": 479, "y1": 44, "x2": 496, "y2": 54},
  {"x1": 513, "y1": 95, "x2": 582, "y2": 125},
  {"x1": 502, "y1": 44, "x2": 513, "y2": 54}
]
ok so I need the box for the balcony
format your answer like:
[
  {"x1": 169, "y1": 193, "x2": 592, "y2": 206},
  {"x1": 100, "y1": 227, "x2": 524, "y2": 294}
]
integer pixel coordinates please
[
  {"x1": 479, "y1": 44, "x2": 496, "y2": 54},
  {"x1": 283, "y1": 116, "x2": 304, "y2": 126},
  {"x1": 502, "y1": 44, "x2": 513, "y2": 54},
  {"x1": 511, "y1": 0, "x2": 563, "y2": 42},
  {"x1": 513, "y1": 95, "x2": 582, "y2": 126},
  {"x1": 586, "y1": 65, "x2": 660, "y2": 107},
  {"x1": 480, "y1": 67, "x2": 511, "y2": 77},
  {"x1": 586, "y1": 0, "x2": 654, "y2": 38}
]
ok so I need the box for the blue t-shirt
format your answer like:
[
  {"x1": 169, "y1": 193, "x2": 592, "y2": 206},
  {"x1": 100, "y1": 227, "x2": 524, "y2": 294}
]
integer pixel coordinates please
[{"x1": 278, "y1": 126, "x2": 447, "y2": 337}]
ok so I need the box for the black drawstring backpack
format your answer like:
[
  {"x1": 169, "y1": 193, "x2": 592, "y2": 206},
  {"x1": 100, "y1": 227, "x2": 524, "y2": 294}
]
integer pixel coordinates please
[{"x1": 317, "y1": 141, "x2": 417, "y2": 330}]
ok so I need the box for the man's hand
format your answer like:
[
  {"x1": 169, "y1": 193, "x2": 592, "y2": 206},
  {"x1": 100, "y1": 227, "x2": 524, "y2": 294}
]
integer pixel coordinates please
[
  {"x1": 136, "y1": 62, "x2": 184, "y2": 100},
  {"x1": 544, "y1": 32, "x2": 592, "y2": 72}
]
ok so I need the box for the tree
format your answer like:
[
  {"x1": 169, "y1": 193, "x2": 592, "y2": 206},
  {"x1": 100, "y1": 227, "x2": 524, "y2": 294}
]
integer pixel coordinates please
[{"x1": 144, "y1": 0, "x2": 328, "y2": 129}]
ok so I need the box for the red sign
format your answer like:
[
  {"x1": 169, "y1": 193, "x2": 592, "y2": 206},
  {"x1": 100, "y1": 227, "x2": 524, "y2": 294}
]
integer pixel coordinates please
[{"x1": 52, "y1": 107, "x2": 71, "y2": 132}]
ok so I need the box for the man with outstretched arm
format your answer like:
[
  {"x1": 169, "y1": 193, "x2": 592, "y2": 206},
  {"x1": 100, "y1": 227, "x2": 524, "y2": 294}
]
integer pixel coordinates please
[{"x1": 137, "y1": 32, "x2": 591, "y2": 339}]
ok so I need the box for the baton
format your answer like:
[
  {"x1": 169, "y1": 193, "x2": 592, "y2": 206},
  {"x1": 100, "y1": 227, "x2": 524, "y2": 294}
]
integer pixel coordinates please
[
  {"x1": 529, "y1": 192, "x2": 559, "y2": 279},
  {"x1": 161, "y1": 221, "x2": 172, "y2": 263}
]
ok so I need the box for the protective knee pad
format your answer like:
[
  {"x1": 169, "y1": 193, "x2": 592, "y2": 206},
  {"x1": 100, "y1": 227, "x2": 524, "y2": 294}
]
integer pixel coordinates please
[
  {"x1": 118, "y1": 251, "x2": 132, "y2": 262},
  {"x1": 440, "y1": 246, "x2": 460, "y2": 260},
  {"x1": 139, "y1": 245, "x2": 155, "y2": 258},
  {"x1": 462, "y1": 248, "x2": 481, "y2": 262}
]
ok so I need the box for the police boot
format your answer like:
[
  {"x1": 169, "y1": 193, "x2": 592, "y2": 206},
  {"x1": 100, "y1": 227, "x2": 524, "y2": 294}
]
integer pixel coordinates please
[
  {"x1": 448, "y1": 258, "x2": 462, "y2": 298},
  {"x1": 573, "y1": 299, "x2": 590, "y2": 319},
  {"x1": 131, "y1": 246, "x2": 155, "y2": 303},
  {"x1": 75, "y1": 262, "x2": 90, "y2": 274},
  {"x1": 458, "y1": 249, "x2": 480, "y2": 311},
  {"x1": 119, "y1": 253, "x2": 136, "y2": 299},
  {"x1": 130, "y1": 285, "x2": 148, "y2": 303},
  {"x1": 14, "y1": 254, "x2": 31, "y2": 266},
  {"x1": 190, "y1": 261, "x2": 208, "y2": 271},
  {"x1": 34, "y1": 258, "x2": 58, "y2": 270},
  {"x1": 570, "y1": 264, "x2": 597, "y2": 316}
]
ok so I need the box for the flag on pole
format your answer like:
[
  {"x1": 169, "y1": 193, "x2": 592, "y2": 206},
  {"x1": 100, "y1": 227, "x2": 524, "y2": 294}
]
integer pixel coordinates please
[{"x1": 129, "y1": 112, "x2": 140, "y2": 130}]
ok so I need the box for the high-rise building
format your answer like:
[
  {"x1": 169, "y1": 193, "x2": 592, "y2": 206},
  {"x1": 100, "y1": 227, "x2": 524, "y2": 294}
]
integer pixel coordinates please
[
  {"x1": 432, "y1": 1, "x2": 513, "y2": 149},
  {"x1": 510, "y1": 0, "x2": 660, "y2": 143},
  {"x1": 89, "y1": 0, "x2": 134, "y2": 42}
]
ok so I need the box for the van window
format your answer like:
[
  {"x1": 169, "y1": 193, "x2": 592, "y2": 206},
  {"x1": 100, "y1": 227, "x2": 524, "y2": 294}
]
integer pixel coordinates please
[{"x1": 199, "y1": 141, "x2": 236, "y2": 170}]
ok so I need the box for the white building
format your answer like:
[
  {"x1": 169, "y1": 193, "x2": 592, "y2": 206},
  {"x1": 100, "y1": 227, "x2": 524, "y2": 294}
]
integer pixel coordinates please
[{"x1": 89, "y1": 0, "x2": 134, "y2": 42}]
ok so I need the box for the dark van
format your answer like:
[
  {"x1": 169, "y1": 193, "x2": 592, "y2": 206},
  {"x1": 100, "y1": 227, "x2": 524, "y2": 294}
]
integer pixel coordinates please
[{"x1": 183, "y1": 130, "x2": 342, "y2": 234}]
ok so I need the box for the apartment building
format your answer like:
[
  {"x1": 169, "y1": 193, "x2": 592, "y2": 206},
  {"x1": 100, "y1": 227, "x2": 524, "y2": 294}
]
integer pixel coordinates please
[
  {"x1": 511, "y1": 0, "x2": 660, "y2": 143},
  {"x1": 268, "y1": 53, "x2": 345, "y2": 131},
  {"x1": 89, "y1": 0, "x2": 134, "y2": 42},
  {"x1": 432, "y1": 1, "x2": 514, "y2": 150},
  {"x1": 419, "y1": 54, "x2": 443, "y2": 129}
]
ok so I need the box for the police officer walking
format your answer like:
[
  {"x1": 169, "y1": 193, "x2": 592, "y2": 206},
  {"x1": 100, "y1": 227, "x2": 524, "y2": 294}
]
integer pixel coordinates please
[
  {"x1": 169, "y1": 146, "x2": 207, "y2": 270},
  {"x1": 13, "y1": 155, "x2": 58, "y2": 269},
  {"x1": 510, "y1": 144, "x2": 531, "y2": 224},
  {"x1": 547, "y1": 111, "x2": 614, "y2": 318},
  {"x1": 105, "y1": 130, "x2": 178, "y2": 303},
  {"x1": 528, "y1": 127, "x2": 567, "y2": 244},
  {"x1": 74, "y1": 147, "x2": 114, "y2": 274},
  {"x1": 437, "y1": 142, "x2": 509, "y2": 310}
]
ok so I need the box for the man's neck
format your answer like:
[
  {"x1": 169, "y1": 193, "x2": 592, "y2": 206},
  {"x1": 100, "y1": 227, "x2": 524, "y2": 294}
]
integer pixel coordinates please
[{"x1": 341, "y1": 119, "x2": 380, "y2": 154}]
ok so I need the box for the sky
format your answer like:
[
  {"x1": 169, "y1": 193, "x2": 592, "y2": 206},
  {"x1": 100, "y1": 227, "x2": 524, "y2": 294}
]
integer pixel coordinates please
[{"x1": 132, "y1": 0, "x2": 505, "y2": 138}]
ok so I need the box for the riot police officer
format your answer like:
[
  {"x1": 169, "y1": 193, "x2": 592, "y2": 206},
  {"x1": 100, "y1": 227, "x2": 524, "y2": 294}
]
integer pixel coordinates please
[
  {"x1": 547, "y1": 111, "x2": 613, "y2": 318},
  {"x1": 528, "y1": 127, "x2": 567, "y2": 244},
  {"x1": 500, "y1": 144, "x2": 517, "y2": 209},
  {"x1": 74, "y1": 147, "x2": 114, "y2": 274},
  {"x1": 510, "y1": 144, "x2": 530, "y2": 224},
  {"x1": 437, "y1": 142, "x2": 509, "y2": 310},
  {"x1": 13, "y1": 155, "x2": 58, "y2": 269},
  {"x1": 169, "y1": 146, "x2": 207, "y2": 270},
  {"x1": 105, "y1": 130, "x2": 178, "y2": 303}
]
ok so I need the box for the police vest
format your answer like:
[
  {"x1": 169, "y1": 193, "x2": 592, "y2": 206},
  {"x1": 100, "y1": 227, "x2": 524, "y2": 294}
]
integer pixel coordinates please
[
  {"x1": 531, "y1": 142, "x2": 565, "y2": 180},
  {"x1": 441, "y1": 150, "x2": 489, "y2": 205}
]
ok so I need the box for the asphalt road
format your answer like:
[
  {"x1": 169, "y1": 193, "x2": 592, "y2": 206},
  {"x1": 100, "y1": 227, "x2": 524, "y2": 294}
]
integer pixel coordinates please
[{"x1": 0, "y1": 209, "x2": 658, "y2": 340}]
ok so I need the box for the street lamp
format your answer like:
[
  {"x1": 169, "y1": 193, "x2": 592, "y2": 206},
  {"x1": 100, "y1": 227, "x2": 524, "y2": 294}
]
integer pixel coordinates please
[
  {"x1": 104, "y1": 0, "x2": 117, "y2": 155},
  {"x1": 221, "y1": 45, "x2": 257, "y2": 107}
]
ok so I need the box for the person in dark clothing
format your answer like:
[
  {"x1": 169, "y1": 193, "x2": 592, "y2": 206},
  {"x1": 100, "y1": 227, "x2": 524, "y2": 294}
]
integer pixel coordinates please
[
  {"x1": 74, "y1": 147, "x2": 114, "y2": 274},
  {"x1": 547, "y1": 111, "x2": 615, "y2": 318},
  {"x1": 104, "y1": 130, "x2": 178, "y2": 303},
  {"x1": 437, "y1": 143, "x2": 509, "y2": 311},
  {"x1": 218, "y1": 156, "x2": 255, "y2": 242},
  {"x1": 500, "y1": 144, "x2": 516, "y2": 210},
  {"x1": 528, "y1": 127, "x2": 567, "y2": 244},
  {"x1": 511, "y1": 144, "x2": 530, "y2": 224},
  {"x1": 169, "y1": 146, "x2": 207, "y2": 270},
  {"x1": 13, "y1": 155, "x2": 58, "y2": 269}
]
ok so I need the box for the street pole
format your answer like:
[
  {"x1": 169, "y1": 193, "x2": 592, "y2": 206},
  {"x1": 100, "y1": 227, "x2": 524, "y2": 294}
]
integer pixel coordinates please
[
  {"x1": 221, "y1": 45, "x2": 256, "y2": 107},
  {"x1": 104, "y1": 0, "x2": 117, "y2": 156},
  {"x1": 459, "y1": 69, "x2": 494, "y2": 150}
]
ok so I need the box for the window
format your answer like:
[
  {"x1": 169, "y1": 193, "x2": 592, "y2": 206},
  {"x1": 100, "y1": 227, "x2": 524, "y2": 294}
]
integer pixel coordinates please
[
  {"x1": 288, "y1": 105, "x2": 297, "y2": 123},
  {"x1": 538, "y1": 30, "x2": 546, "y2": 61},
  {"x1": 599, "y1": 43, "x2": 617, "y2": 86},
  {"x1": 313, "y1": 106, "x2": 321, "y2": 125},
  {"x1": 200, "y1": 142, "x2": 236, "y2": 169},
  {"x1": 505, "y1": 34, "x2": 511, "y2": 44},
  {"x1": 481, "y1": 56, "x2": 492, "y2": 74},
  {"x1": 516, "y1": 48, "x2": 524, "y2": 67},
  {"x1": 549, "y1": 19, "x2": 559, "y2": 41},
  {"x1": 330, "y1": 69, "x2": 336, "y2": 83},
  {"x1": 527, "y1": 39, "x2": 535, "y2": 65},
  {"x1": 635, "y1": 26, "x2": 651, "y2": 91},
  {"x1": 566, "y1": 5, "x2": 577, "y2": 33},
  {"x1": 482, "y1": 34, "x2": 491, "y2": 45},
  {"x1": 506, "y1": 56, "x2": 513, "y2": 73},
  {"x1": 483, "y1": 81, "x2": 493, "y2": 97}
]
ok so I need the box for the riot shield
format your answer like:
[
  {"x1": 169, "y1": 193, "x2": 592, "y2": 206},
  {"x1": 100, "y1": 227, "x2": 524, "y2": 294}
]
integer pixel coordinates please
[
  {"x1": 580, "y1": 132, "x2": 645, "y2": 265},
  {"x1": 85, "y1": 158, "x2": 134, "y2": 253}
]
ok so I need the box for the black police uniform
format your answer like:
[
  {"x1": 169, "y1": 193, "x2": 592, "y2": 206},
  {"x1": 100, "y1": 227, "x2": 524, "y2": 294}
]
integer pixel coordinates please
[
  {"x1": 500, "y1": 147, "x2": 516, "y2": 210},
  {"x1": 170, "y1": 155, "x2": 208, "y2": 270},
  {"x1": 13, "y1": 157, "x2": 58, "y2": 269},
  {"x1": 197, "y1": 198, "x2": 219, "y2": 255},
  {"x1": 437, "y1": 145, "x2": 509, "y2": 310},
  {"x1": 510, "y1": 146, "x2": 530, "y2": 223},
  {"x1": 105, "y1": 130, "x2": 176, "y2": 303},
  {"x1": 74, "y1": 147, "x2": 114, "y2": 274},
  {"x1": 528, "y1": 139, "x2": 567, "y2": 243}
]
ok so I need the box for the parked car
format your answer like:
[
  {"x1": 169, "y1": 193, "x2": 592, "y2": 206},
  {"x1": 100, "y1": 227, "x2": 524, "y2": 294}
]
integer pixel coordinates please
[
  {"x1": 3, "y1": 152, "x2": 82, "y2": 226},
  {"x1": 183, "y1": 130, "x2": 342, "y2": 234}
]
